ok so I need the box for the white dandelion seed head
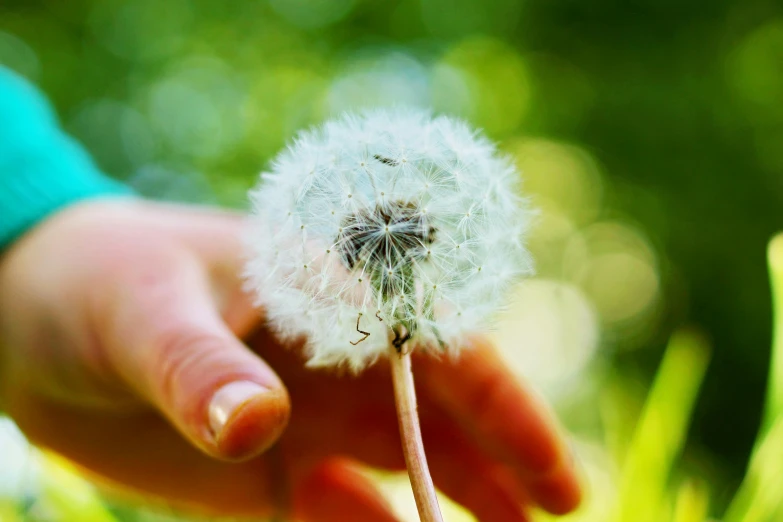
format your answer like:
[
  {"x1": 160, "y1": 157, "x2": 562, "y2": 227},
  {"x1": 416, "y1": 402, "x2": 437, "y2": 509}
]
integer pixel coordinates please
[{"x1": 245, "y1": 108, "x2": 533, "y2": 371}]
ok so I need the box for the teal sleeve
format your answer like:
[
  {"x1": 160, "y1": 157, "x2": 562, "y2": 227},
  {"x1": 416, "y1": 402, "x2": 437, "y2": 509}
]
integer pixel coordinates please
[{"x1": 0, "y1": 67, "x2": 132, "y2": 248}]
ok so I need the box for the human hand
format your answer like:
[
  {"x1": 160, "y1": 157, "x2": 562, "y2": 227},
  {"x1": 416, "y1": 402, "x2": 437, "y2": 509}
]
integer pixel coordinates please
[{"x1": 0, "y1": 200, "x2": 581, "y2": 521}]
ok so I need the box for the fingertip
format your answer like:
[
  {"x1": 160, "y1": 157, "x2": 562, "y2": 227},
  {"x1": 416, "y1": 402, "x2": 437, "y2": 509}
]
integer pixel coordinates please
[
  {"x1": 526, "y1": 461, "x2": 583, "y2": 515},
  {"x1": 294, "y1": 459, "x2": 399, "y2": 522},
  {"x1": 424, "y1": 338, "x2": 570, "y2": 477},
  {"x1": 208, "y1": 381, "x2": 290, "y2": 461},
  {"x1": 501, "y1": 398, "x2": 568, "y2": 477}
]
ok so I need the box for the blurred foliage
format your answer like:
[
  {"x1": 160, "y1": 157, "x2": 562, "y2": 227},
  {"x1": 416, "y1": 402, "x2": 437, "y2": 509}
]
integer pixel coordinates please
[
  {"x1": 1, "y1": 0, "x2": 783, "y2": 520},
  {"x1": 614, "y1": 330, "x2": 710, "y2": 522}
]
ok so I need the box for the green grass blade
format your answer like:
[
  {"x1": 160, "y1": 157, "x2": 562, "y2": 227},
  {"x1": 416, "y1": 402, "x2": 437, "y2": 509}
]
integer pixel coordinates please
[
  {"x1": 723, "y1": 234, "x2": 783, "y2": 522},
  {"x1": 672, "y1": 480, "x2": 709, "y2": 522},
  {"x1": 762, "y1": 234, "x2": 783, "y2": 435},
  {"x1": 614, "y1": 329, "x2": 710, "y2": 522},
  {"x1": 723, "y1": 415, "x2": 783, "y2": 522}
]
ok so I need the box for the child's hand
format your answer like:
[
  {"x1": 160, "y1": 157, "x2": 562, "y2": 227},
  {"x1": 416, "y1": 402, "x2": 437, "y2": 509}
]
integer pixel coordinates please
[{"x1": 0, "y1": 200, "x2": 581, "y2": 521}]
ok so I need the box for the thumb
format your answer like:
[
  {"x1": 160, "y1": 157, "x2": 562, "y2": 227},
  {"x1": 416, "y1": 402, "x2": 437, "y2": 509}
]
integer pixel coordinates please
[{"x1": 98, "y1": 245, "x2": 290, "y2": 461}]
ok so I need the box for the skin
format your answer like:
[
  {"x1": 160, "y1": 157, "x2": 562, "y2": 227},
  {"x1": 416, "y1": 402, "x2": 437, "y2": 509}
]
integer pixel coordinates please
[{"x1": 0, "y1": 199, "x2": 582, "y2": 522}]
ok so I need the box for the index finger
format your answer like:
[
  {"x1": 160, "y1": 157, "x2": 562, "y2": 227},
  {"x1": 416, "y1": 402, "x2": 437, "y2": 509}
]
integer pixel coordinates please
[{"x1": 416, "y1": 337, "x2": 582, "y2": 514}]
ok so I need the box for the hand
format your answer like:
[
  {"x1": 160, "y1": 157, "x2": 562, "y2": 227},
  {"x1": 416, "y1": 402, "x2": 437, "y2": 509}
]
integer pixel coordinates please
[{"x1": 0, "y1": 200, "x2": 581, "y2": 521}]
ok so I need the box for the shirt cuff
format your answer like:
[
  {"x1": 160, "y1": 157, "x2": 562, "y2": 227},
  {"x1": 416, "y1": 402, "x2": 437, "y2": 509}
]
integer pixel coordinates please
[{"x1": 0, "y1": 157, "x2": 133, "y2": 248}]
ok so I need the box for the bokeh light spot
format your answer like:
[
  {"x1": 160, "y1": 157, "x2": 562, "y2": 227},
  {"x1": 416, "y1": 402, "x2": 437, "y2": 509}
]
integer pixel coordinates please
[
  {"x1": 327, "y1": 51, "x2": 429, "y2": 113},
  {"x1": 245, "y1": 65, "x2": 327, "y2": 159},
  {"x1": 566, "y1": 222, "x2": 661, "y2": 336},
  {"x1": 419, "y1": 0, "x2": 523, "y2": 38},
  {"x1": 433, "y1": 38, "x2": 531, "y2": 137},
  {"x1": 269, "y1": 0, "x2": 358, "y2": 29},
  {"x1": 146, "y1": 58, "x2": 244, "y2": 160},
  {"x1": 492, "y1": 279, "x2": 599, "y2": 397},
  {"x1": 68, "y1": 100, "x2": 154, "y2": 175},
  {"x1": 727, "y1": 19, "x2": 783, "y2": 121},
  {"x1": 0, "y1": 31, "x2": 39, "y2": 80},
  {"x1": 507, "y1": 138, "x2": 604, "y2": 226},
  {"x1": 90, "y1": 0, "x2": 193, "y2": 62}
]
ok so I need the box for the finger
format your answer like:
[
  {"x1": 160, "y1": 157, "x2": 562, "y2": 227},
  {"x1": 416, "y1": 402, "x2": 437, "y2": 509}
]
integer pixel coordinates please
[
  {"x1": 417, "y1": 337, "x2": 581, "y2": 513},
  {"x1": 5, "y1": 391, "x2": 280, "y2": 517},
  {"x1": 159, "y1": 205, "x2": 260, "y2": 339},
  {"x1": 121, "y1": 202, "x2": 245, "y2": 272},
  {"x1": 123, "y1": 202, "x2": 259, "y2": 338},
  {"x1": 99, "y1": 244, "x2": 290, "y2": 461},
  {"x1": 248, "y1": 327, "x2": 409, "y2": 471},
  {"x1": 525, "y1": 462, "x2": 582, "y2": 516},
  {"x1": 421, "y1": 413, "x2": 531, "y2": 522},
  {"x1": 292, "y1": 458, "x2": 400, "y2": 522}
]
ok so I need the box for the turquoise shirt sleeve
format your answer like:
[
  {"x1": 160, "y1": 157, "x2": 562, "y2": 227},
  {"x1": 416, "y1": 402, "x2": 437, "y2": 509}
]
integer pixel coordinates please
[{"x1": 0, "y1": 67, "x2": 132, "y2": 248}]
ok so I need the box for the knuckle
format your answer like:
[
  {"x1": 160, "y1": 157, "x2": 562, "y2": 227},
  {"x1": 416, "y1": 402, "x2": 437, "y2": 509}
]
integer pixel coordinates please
[{"x1": 149, "y1": 325, "x2": 224, "y2": 406}]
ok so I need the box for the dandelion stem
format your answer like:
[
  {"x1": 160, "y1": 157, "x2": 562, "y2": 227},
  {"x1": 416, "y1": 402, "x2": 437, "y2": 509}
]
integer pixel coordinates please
[{"x1": 389, "y1": 344, "x2": 444, "y2": 522}]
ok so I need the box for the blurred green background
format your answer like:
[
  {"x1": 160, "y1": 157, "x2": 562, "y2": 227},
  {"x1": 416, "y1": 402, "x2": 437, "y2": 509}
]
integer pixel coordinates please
[{"x1": 1, "y1": 0, "x2": 783, "y2": 520}]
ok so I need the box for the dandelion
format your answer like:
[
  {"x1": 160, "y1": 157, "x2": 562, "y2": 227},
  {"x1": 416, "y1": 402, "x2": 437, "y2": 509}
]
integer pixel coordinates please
[
  {"x1": 245, "y1": 108, "x2": 533, "y2": 521},
  {"x1": 246, "y1": 108, "x2": 532, "y2": 368}
]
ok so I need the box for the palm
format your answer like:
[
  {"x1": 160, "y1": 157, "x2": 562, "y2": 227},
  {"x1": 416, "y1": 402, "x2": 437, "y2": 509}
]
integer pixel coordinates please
[{"x1": 1, "y1": 202, "x2": 580, "y2": 522}]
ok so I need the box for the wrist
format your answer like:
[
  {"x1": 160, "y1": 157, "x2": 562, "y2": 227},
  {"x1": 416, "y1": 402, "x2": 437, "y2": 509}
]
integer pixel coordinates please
[{"x1": 0, "y1": 170, "x2": 133, "y2": 249}]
